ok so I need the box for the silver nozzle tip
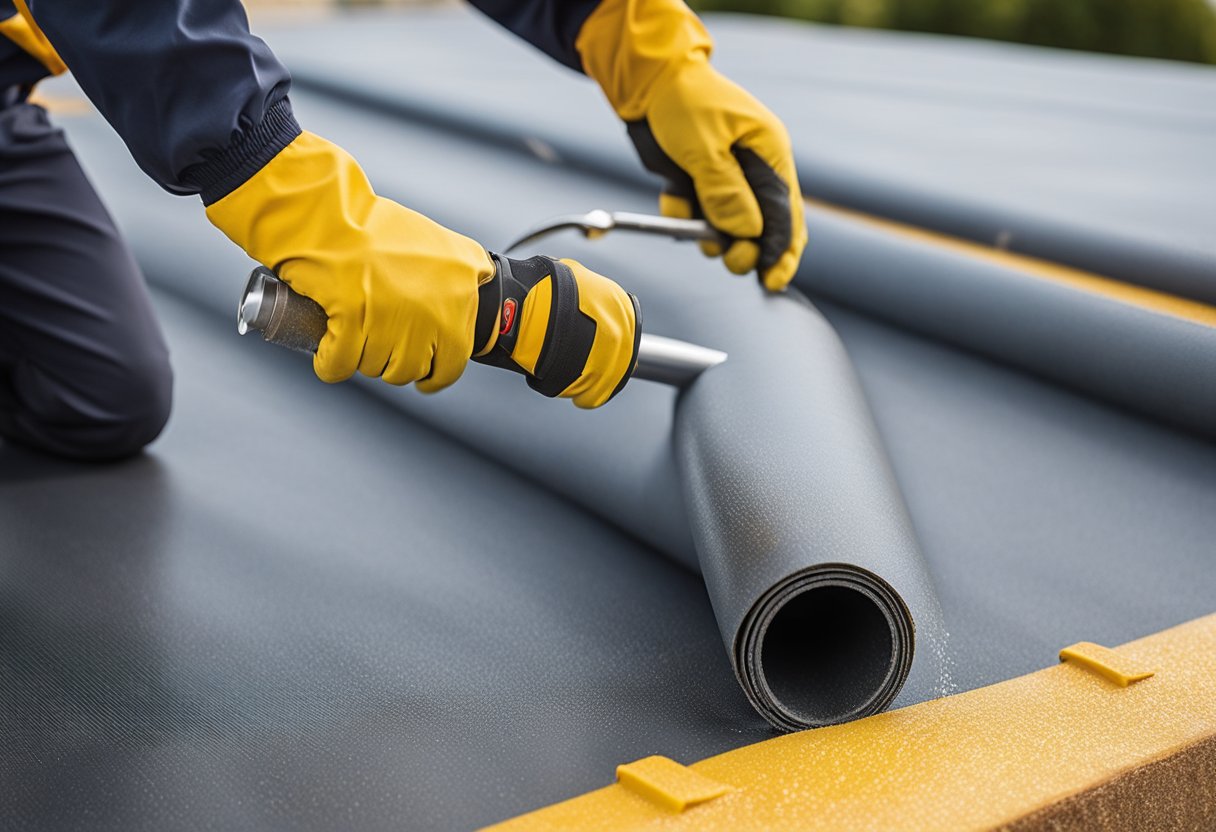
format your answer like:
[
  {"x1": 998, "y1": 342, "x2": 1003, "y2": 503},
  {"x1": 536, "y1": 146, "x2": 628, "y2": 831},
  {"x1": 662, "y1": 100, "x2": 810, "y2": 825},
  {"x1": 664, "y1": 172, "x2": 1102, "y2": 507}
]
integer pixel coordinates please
[{"x1": 237, "y1": 270, "x2": 269, "y2": 336}]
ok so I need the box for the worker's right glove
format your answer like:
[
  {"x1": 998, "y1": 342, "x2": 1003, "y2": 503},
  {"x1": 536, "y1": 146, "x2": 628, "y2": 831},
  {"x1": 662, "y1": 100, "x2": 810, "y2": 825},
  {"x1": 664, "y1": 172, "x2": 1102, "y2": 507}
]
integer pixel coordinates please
[
  {"x1": 478, "y1": 254, "x2": 641, "y2": 409},
  {"x1": 577, "y1": 0, "x2": 806, "y2": 292}
]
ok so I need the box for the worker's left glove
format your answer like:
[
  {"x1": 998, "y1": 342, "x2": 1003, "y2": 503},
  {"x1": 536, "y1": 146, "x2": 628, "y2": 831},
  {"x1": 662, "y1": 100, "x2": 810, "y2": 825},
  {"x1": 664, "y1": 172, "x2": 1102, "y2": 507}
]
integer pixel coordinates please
[
  {"x1": 480, "y1": 254, "x2": 641, "y2": 409},
  {"x1": 205, "y1": 130, "x2": 494, "y2": 392},
  {"x1": 577, "y1": 0, "x2": 806, "y2": 291}
]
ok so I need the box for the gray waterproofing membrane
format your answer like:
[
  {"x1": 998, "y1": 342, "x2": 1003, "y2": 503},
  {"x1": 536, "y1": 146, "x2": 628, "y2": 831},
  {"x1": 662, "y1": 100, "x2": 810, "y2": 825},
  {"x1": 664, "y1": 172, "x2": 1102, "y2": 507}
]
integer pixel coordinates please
[
  {"x1": 266, "y1": 9, "x2": 1216, "y2": 438},
  {"x1": 69, "y1": 67, "x2": 1216, "y2": 708},
  {"x1": 268, "y1": 8, "x2": 1216, "y2": 304},
  {"x1": 61, "y1": 94, "x2": 950, "y2": 734},
  {"x1": 0, "y1": 292, "x2": 774, "y2": 831},
  {"x1": 3, "y1": 23, "x2": 1215, "y2": 829}
]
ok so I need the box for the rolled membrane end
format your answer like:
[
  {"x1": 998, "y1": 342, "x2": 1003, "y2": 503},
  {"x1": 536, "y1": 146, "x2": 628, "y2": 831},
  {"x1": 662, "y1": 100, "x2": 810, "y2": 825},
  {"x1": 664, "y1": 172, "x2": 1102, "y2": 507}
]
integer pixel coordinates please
[{"x1": 736, "y1": 565, "x2": 914, "y2": 732}]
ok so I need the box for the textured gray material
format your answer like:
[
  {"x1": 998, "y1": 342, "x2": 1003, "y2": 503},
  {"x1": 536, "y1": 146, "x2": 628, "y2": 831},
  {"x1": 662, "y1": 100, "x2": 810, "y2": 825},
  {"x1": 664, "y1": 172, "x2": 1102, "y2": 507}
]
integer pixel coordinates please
[
  {"x1": 0, "y1": 291, "x2": 772, "y2": 832},
  {"x1": 672, "y1": 301, "x2": 932, "y2": 730},
  {"x1": 267, "y1": 7, "x2": 1216, "y2": 303},
  {"x1": 60, "y1": 94, "x2": 945, "y2": 732},
  {"x1": 822, "y1": 301, "x2": 1216, "y2": 687},
  {"x1": 799, "y1": 205, "x2": 1216, "y2": 439},
  {"x1": 7, "y1": 21, "x2": 1215, "y2": 828},
  {"x1": 707, "y1": 18, "x2": 1216, "y2": 305},
  {"x1": 263, "y1": 9, "x2": 1216, "y2": 437}
]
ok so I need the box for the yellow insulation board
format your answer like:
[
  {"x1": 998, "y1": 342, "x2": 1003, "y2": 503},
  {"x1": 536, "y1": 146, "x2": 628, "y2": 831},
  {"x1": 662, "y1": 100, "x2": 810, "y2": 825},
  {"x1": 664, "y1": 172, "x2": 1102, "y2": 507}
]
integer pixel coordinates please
[{"x1": 488, "y1": 613, "x2": 1216, "y2": 831}]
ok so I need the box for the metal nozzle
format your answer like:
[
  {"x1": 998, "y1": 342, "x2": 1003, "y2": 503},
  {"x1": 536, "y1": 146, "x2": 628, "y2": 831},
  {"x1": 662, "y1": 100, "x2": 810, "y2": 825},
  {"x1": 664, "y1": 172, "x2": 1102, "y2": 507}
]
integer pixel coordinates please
[
  {"x1": 237, "y1": 271, "x2": 270, "y2": 336},
  {"x1": 634, "y1": 333, "x2": 726, "y2": 386},
  {"x1": 504, "y1": 209, "x2": 724, "y2": 254},
  {"x1": 237, "y1": 267, "x2": 328, "y2": 354}
]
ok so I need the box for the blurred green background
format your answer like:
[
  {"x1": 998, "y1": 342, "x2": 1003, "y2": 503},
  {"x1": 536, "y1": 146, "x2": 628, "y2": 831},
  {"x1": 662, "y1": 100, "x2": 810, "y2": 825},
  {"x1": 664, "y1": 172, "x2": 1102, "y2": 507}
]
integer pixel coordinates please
[{"x1": 688, "y1": 0, "x2": 1216, "y2": 63}]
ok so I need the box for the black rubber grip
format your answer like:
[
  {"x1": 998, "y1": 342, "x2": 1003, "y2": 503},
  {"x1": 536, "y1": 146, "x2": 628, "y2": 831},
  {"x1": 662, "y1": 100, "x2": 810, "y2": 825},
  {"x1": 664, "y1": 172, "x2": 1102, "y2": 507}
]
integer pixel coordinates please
[
  {"x1": 525, "y1": 259, "x2": 596, "y2": 398},
  {"x1": 471, "y1": 254, "x2": 531, "y2": 378}
]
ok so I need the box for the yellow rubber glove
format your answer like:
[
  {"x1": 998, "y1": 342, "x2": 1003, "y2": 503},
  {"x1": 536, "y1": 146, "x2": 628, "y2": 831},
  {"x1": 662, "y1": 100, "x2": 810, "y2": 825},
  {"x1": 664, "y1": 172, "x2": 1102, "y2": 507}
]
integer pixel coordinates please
[
  {"x1": 486, "y1": 254, "x2": 640, "y2": 409},
  {"x1": 577, "y1": 0, "x2": 806, "y2": 291},
  {"x1": 206, "y1": 131, "x2": 495, "y2": 391},
  {"x1": 208, "y1": 132, "x2": 639, "y2": 408}
]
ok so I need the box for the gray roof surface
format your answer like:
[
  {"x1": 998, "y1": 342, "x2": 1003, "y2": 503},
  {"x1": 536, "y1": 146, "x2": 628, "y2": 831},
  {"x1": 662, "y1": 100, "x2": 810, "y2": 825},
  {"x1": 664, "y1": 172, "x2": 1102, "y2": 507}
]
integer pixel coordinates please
[{"x1": 4, "y1": 13, "x2": 1216, "y2": 830}]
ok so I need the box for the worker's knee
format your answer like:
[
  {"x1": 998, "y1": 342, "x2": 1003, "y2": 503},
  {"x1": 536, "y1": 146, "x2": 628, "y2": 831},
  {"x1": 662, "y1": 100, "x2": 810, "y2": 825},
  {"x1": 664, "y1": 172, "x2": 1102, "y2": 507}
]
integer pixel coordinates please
[
  {"x1": 0, "y1": 350, "x2": 174, "y2": 462},
  {"x1": 93, "y1": 352, "x2": 174, "y2": 460},
  {"x1": 76, "y1": 353, "x2": 173, "y2": 460}
]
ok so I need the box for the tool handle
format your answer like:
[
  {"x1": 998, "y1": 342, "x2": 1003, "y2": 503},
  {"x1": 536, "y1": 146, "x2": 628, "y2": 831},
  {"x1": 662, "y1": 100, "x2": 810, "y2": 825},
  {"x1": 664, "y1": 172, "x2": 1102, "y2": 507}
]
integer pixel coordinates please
[
  {"x1": 235, "y1": 264, "x2": 534, "y2": 376},
  {"x1": 237, "y1": 266, "x2": 723, "y2": 388},
  {"x1": 608, "y1": 212, "x2": 727, "y2": 245}
]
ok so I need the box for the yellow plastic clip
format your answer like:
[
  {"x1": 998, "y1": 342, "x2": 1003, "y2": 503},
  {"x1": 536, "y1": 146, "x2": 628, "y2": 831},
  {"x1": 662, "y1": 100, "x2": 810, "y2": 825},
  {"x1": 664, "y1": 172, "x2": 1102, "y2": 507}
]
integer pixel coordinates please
[
  {"x1": 615, "y1": 755, "x2": 731, "y2": 812},
  {"x1": 1059, "y1": 641, "x2": 1155, "y2": 687}
]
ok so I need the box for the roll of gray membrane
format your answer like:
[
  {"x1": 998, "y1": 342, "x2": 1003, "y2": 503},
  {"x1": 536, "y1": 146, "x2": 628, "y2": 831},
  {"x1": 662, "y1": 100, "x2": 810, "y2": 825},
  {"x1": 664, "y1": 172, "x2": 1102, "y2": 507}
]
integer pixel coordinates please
[
  {"x1": 669, "y1": 288, "x2": 931, "y2": 730},
  {"x1": 63, "y1": 88, "x2": 946, "y2": 730},
  {"x1": 227, "y1": 258, "x2": 928, "y2": 729},
  {"x1": 796, "y1": 206, "x2": 1216, "y2": 440}
]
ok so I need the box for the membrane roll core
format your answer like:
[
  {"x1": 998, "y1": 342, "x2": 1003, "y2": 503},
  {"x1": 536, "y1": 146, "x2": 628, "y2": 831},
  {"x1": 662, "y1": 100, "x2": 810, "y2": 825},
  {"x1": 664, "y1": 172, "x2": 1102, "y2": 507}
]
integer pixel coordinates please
[{"x1": 739, "y1": 567, "x2": 913, "y2": 731}]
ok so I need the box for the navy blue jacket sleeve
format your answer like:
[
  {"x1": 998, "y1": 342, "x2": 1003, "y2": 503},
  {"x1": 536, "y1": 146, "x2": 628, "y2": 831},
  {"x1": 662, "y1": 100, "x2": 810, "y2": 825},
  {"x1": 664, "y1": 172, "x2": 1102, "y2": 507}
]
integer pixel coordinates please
[
  {"x1": 468, "y1": 0, "x2": 602, "y2": 71},
  {"x1": 24, "y1": 0, "x2": 300, "y2": 203}
]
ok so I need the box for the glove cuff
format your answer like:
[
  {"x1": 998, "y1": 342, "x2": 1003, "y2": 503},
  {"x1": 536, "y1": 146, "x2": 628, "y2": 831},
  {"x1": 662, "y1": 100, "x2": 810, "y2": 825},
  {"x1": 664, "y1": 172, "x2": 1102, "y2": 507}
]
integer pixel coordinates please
[
  {"x1": 476, "y1": 255, "x2": 641, "y2": 409},
  {"x1": 204, "y1": 131, "x2": 379, "y2": 270},
  {"x1": 575, "y1": 0, "x2": 713, "y2": 121}
]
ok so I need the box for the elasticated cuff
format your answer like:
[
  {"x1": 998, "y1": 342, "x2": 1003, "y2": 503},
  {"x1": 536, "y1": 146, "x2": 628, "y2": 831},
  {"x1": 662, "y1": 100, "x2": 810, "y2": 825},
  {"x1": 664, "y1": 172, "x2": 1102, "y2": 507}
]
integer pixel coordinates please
[{"x1": 185, "y1": 97, "x2": 302, "y2": 206}]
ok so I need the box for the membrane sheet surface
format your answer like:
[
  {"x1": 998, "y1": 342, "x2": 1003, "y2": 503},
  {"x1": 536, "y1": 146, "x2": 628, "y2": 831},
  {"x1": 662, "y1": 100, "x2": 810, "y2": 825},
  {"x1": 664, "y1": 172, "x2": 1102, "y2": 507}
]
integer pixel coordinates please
[
  {"x1": 269, "y1": 8, "x2": 1216, "y2": 302},
  {"x1": 3, "y1": 13, "x2": 1216, "y2": 830}
]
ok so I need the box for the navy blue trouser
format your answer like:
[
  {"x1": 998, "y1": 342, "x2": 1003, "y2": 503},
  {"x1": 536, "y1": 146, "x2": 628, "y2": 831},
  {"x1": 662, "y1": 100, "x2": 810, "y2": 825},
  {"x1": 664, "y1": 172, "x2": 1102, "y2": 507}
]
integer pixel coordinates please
[{"x1": 0, "y1": 99, "x2": 172, "y2": 460}]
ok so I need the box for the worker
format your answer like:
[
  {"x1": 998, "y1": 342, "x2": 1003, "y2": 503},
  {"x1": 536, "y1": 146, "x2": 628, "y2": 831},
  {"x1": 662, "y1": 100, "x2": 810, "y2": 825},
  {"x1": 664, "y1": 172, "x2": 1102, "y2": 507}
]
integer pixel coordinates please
[{"x1": 0, "y1": 0, "x2": 805, "y2": 461}]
